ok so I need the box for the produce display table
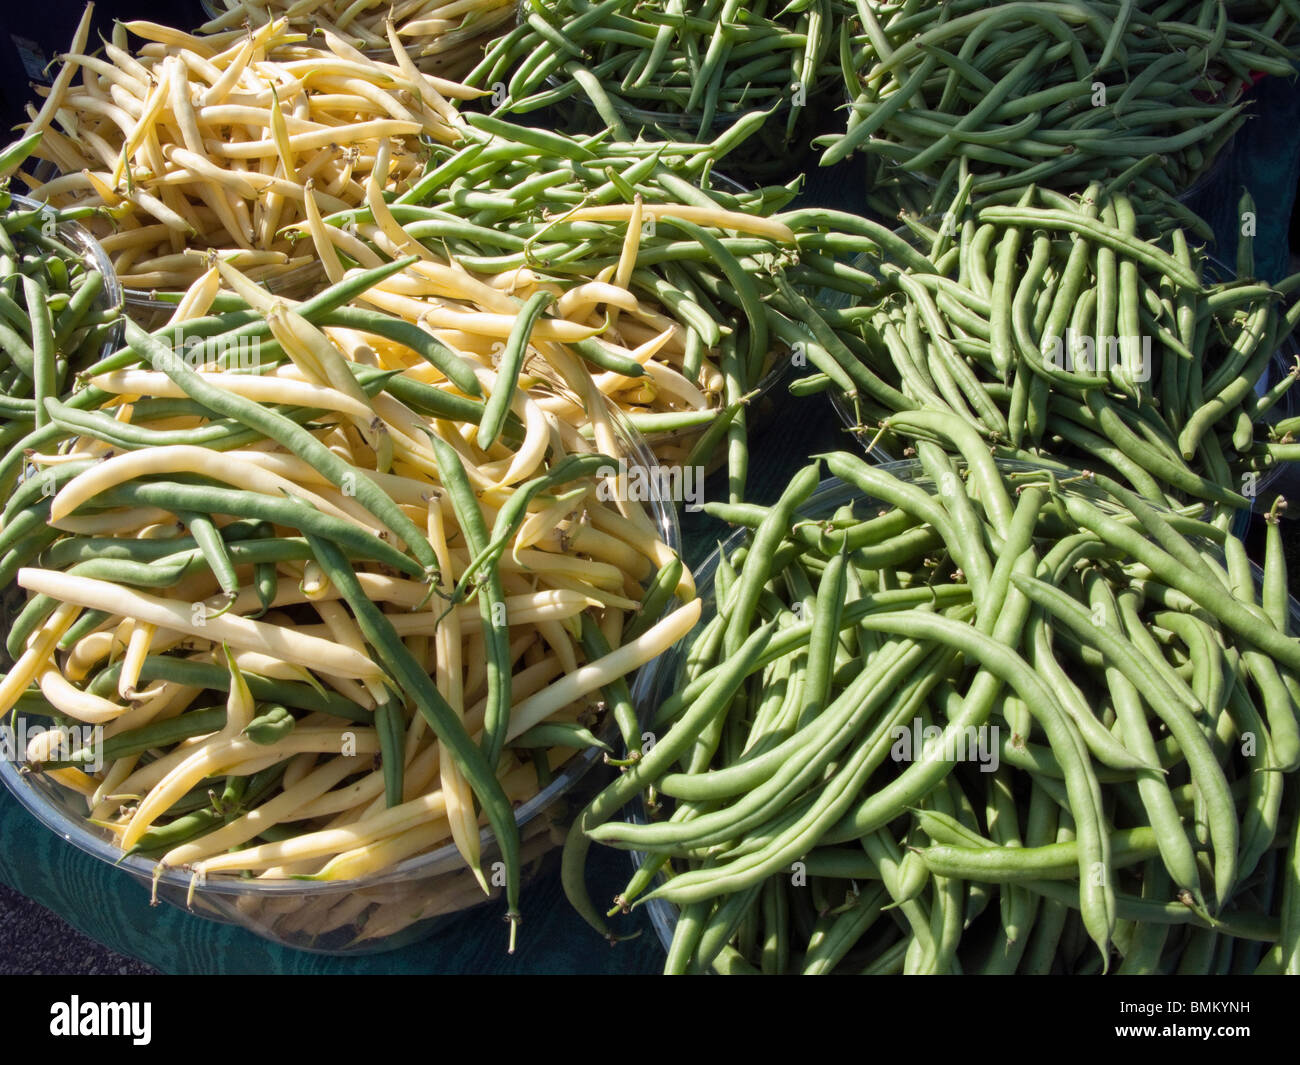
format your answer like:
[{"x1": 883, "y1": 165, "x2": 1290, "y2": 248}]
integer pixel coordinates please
[{"x1": 2, "y1": 62, "x2": 1300, "y2": 975}]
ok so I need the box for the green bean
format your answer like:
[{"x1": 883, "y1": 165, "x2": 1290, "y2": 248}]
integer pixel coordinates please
[
  {"x1": 722, "y1": 463, "x2": 822, "y2": 658},
  {"x1": 54, "y1": 608, "x2": 112, "y2": 652},
  {"x1": 663, "y1": 900, "x2": 709, "y2": 975},
  {"x1": 1264, "y1": 502, "x2": 1291, "y2": 634},
  {"x1": 1082, "y1": 390, "x2": 1243, "y2": 507},
  {"x1": 313, "y1": 307, "x2": 482, "y2": 398},
  {"x1": 640, "y1": 636, "x2": 986, "y2": 903},
  {"x1": 758, "y1": 877, "x2": 789, "y2": 974},
  {"x1": 0, "y1": 131, "x2": 43, "y2": 176},
  {"x1": 52, "y1": 271, "x2": 104, "y2": 351},
  {"x1": 5, "y1": 458, "x2": 95, "y2": 526},
  {"x1": 576, "y1": 617, "x2": 638, "y2": 758},
  {"x1": 122, "y1": 319, "x2": 441, "y2": 581},
  {"x1": 509, "y1": 720, "x2": 611, "y2": 754},
  {"x1": 801, "y1": 882, "x2": 888, "y2": 975},
  {"x1": 561, "y1": 620, "x2": 776, "y2": 940},
  {"x1": 178, "y1": 511, "x2": 238, "y2": 604},
  {"x1": 657, "y1": 601, "x2": 965, "y2": 796},
  {"x1": 87, "y1": 657, "x2": 370, "y2": 724},
  {"x1": 1085, "y1": 573, "x2": 1204, "y2": 906},
  {"x1": 44, "y1": 706, "x2": 226, "y2": 769},
  {"x1": 1116, "y1": 859, "x2": 1174, "y2": 974},
  {"x1": 917, "y1": 826, "x2": 1160, "y2": 882},
  {"x1": 126, "y1": 810, "x2": 225, "y2": 858},
  {"x1": 622, "y1": 555, "x2": 685, "y2": 645},
  {"x1": 854, "y1": 606, "x2": 1113, "y2": 958},
  {"x1": 427, "y1": 434, "x2": 512, "y2": 771},
  {"x1": 1027, "y1": 611, "x2": 1155, "y2": 772},
  {"x1": 979, "y1": 206, "x2": 1201, "y2": 289},
  {"x1": 304, "y1": 534, "x2": 522, "y2": 947},
  {"x1": 1013, "y1": 573, "x2": 1236, "y2": 911},
  {"x1": 243, "y1": 706, "x2": 296, "y2": 746},
  {"x1": 773, "y1": 275, "x2": 911, "y2": 413},
  {"x1": 590, "y1": 640, "x2": 932, "y2": 852},
  {"x1": 1226, "y1": 676, "x2": 1285, "y2": 886},
  {"x1": 78, "y1": 480, "x2": 424, "y2": 580},
  {"x1": 477, "y1": 291, "x2": 552, "y2": 450},
  {"x1": 884, "y1": 409, "x2": 1015, "y2": 535},
  {"x1": 1020, "y1": 878, "x2": 1278, "y2": 942},
  {"x1": 1181, "y1": 306, "x2": 1274, "y2": 458},
  {"x1": 692, "y1": 882, "x2": 764, "y2": 974},
  {"x1": 665, "y1": 216, "x2": 767, "y2": 383},
  {"x1": 1064, "y1": 493, "x2": 1300, "y2": 677},
  {"x1": 365, "y1": 368, "x2": 486, "y2": 426},
  {"x1": 44, "y1": 396, "x2": 318, "y2": 454},
  {"x1": 1241, "y1": 651, "x2": 1300, "y2": 773},
  {"x1": 21, "y1": 276, "x2": 55, "y2": 430},
  {"x1": 798, "y1": 544, "x2": 846, "y2": 727},
  {"x1": 913, "y1": 807, "x2": 992, "y2": 851},
  {"x1": 373, "y1": 697, "x2": 405, "y2": 809}
]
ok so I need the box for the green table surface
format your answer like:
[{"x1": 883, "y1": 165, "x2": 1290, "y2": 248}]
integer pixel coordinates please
[{"x1": 3, "y1": 79, "x2": 1299, "y2": 974}]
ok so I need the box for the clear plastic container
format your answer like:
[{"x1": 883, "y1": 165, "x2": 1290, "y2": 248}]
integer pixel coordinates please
[
  {"x1": 575, "y1": 169, "x2": 793, "y2": 469},
  {"x1": 8, "y1": 193, "x2": 124, "y2": 364},
  {"x1": 641, "y1": 354, "x2": 792, "y2": 475},
  {"x1": 0, "y1": 192, "x2": 123, "y2": 661},
  {"x1": 25, "y1": 158, "x2": 325, "y2": 330},
  {"x1": 843, "y1": 66, "x2": 1247, "y2": 218},
  {"x1": 197, "y1": 0, "x2": 514, "y2": 78},
  {"x1": 122, "y1": 261, "x2": 325, "y2": 332},
  {"x1": 624, "y1": 459, "x2": 1298, "y2": 966},
  {"x1": 0, "y1": 411, "x2": 682, "y2": 954},
  {"x1": 539, "y1": 74, "x2": 838, "y2": 186},
  {"x1": 1174, "y1": 128, "x2": 1237, "y2": 205},
  {"x1": 504, "y1": 0, "x2": 840, "y2": 185},
  {"x1": 623, "y1": 461, "x2": 1058, "y2": 959}
]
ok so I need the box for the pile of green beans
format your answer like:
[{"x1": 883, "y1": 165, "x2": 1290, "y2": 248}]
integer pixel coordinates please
[
  {"x1": 469, "y1": 0, "x2": 851, "y2": 166},
  {"x1": 0, "y1": 133, "x2": 124, "y2": 639},
  {"x1": 392, "y1": 112, "x2": 802, "y2": 245},
  {"x1": 795, "y1": 180, "x2": 1300, "y2": 513},
  {"x1": 319, "y1": 113, "x2": 814, "y2": 499},
  {"x1": 380, "y1": 113, "x2": 801, "y2": 272},
  {"x1": 0, "y1": 187, "x2": 123, "y2": 438},
  {"x1": 821, "y1": 0, "x2": 1300, "y2": 219},
  {"x1": 565, "y1": 443, "x2": 1300, "y2": 974}
]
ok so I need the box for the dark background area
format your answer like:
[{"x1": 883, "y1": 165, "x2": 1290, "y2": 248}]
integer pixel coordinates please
[
  {"x1": 0, "y1": 884, "x2": 154, "y2": 974},
  {"x1": 0, "y1": 3, "x2": 207, "y2": 131}
]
